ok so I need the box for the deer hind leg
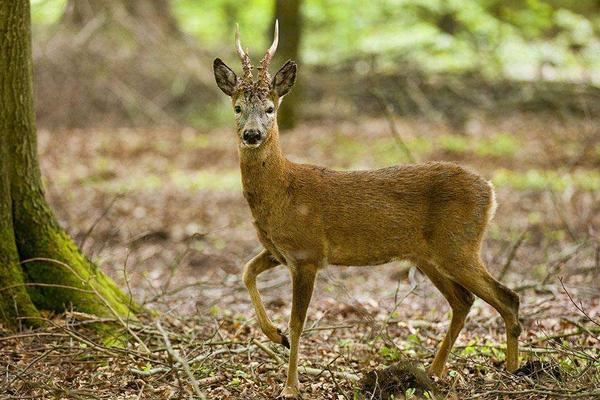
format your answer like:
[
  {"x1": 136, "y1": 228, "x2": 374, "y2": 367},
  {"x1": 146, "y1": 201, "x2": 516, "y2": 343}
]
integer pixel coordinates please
[
  {"x1": 280, "y1": 263, "x2": 318, "y2": 399},
  {"x1": 449, "y1": 258, "x2": 521, "y2": 372},
  {"x1": 243, "y1": 250, "x2": 289, "y2": 347},
  {"x1": 419, "y1": 263, "x2": 474, "y2": 377}
]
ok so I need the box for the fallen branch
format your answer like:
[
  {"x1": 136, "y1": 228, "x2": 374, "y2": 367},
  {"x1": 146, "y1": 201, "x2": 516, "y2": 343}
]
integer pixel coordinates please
[
  {"x1": 130, "y1": 345, "x2": 254, "y2": 376},
  {"x1": 197, "y1": 375, "x2": 226, "y2": 386},
  {"x1": 299, "y1": 366, "x2": 360, "y2": 382},
  {"x1": 156, "y1": 320, "x2": 206, "y2": 400}
]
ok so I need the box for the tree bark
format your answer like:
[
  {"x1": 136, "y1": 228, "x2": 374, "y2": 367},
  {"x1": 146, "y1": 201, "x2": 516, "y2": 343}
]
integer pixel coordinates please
[
  {"x1": 0, "y1": 0, "x2": 138, "y2": 329},
  {"x1": 273, "y1": 0, "x2": 302, "y2": 130}
]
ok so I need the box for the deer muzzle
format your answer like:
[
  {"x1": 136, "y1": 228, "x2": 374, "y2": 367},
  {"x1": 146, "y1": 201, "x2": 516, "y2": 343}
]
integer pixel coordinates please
[{"x1": 242, "y1": 129, "x2": 263, "y2": 147}]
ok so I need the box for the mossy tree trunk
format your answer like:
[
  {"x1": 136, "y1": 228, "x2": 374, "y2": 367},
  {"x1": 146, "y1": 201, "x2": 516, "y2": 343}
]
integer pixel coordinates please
[
  {"x1": 0, "y1": 0, "x2": 139, "y2": 329},
  {"x1": 273, "y1": 0, "x2": 302, "y2": 130}
]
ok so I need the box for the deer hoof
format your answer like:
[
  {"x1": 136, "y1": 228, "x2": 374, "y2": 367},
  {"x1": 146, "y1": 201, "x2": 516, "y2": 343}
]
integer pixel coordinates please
[
  {"x1": 277, "y1": 328, "x2": 290, "y2": 349},
  {"x1": 277, "y1": 386, "x2": 300, "y2": 399}
]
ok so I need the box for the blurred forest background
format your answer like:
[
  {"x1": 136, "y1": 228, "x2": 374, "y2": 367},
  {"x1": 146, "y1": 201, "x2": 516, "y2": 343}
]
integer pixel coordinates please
[
  {"x1": 2, "y1": 1, "x2": 599, "y2": 399},
  {"x1": 31, "y1": 0, "x2": 600, "y2": 129}
]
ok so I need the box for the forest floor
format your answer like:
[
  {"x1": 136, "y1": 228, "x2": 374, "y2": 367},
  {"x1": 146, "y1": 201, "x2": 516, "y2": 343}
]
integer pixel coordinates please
[{"x1": 1, "y1": 113, "x2": 599, "y2": 399}]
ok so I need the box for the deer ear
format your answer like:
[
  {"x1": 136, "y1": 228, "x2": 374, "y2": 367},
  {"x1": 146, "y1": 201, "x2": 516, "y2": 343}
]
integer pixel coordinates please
[
  {"x1": 272, "y1": 60, "x2": 297, "y2": 98},
  {"x1": 213, "y1": 58, "x2": 237, "y2": 96}
]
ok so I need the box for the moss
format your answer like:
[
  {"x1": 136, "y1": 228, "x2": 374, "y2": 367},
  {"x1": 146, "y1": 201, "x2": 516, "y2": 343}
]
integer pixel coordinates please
[
  {"x1": 0, "y1": 130, "x2": 39, "y2": 327},
  {"x1": 19, "y1": 227, "x2": 140, "y2": 319},
  {"x1": 0, "y1": 240, "x2": 41, "y2": 328},
  {"x1": 13, "y1": 182, "x2": 140, "y2": 322}
]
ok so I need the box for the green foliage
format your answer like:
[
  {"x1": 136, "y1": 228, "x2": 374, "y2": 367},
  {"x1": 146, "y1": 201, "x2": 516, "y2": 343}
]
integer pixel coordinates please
[
  {"x1": 438, "y1": 133, "x2": 519, "y2": 157},
  {"x1": 31, "y1": 0, "x2": 600, "y2": 84},
  {"x1": 474, "y1": 133, "x2": 519, "y2": 157},
  {"x1": 493, "y1": 168, "x2": 600, "y2": 192},
  {"x1": 31, "y1": 0, "x2": 65, "y2": 26},
  {"x1": 459, "y1": 339, "x2": 505, "y2": 363},
  {"x1": 173, "y1": 0, "x2": 274, "y2": 55},
  {"x1": 379, "y1": 345, "x2": 403, "y2": 361}
]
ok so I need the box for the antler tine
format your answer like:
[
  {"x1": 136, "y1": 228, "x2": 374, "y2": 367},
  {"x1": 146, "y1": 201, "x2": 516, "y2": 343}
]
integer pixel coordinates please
[
  {"x1": 235, "y1": 23, "x2": 245, "y2": 61},
  {"x1": 257, "y1": 20, "x2": 279, "y2": 89},
  {"x1": 266, "y1": 19, "x2": 279, "y2": 61},
  {"x1": 235, "y1": 23, "x2": 253, "y2": 82}
]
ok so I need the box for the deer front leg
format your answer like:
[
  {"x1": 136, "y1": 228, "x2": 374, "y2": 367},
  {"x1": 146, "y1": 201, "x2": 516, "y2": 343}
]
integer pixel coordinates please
[
  {"x1": 279, "y1": 263, "x2": 318, "y2": 399},
  {"x1": 243, "y1": 250, "x2": 289, "y2": 347}
]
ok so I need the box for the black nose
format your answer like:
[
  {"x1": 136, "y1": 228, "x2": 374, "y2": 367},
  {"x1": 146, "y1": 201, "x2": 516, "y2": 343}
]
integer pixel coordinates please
[{"x1": 242, "y1": 129, "x2": 262, "y2": 144}]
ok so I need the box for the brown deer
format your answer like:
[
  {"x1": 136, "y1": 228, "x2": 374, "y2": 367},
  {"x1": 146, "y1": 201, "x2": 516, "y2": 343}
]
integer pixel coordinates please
[{"x1": 213, "y1": 22, "x2": 521, "y2": 399}]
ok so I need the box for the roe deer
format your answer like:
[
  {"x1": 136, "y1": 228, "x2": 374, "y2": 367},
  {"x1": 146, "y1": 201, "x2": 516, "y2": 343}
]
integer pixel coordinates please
[{"x1": 213, "y1": 21, "x2": 521, "y2": 399}]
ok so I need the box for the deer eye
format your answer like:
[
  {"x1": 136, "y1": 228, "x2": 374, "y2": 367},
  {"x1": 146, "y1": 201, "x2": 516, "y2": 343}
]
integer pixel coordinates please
[
  {"x1": 266, "y1": 106, "x2": 274, "y2": 114},
  {"x1": 234, "y1": 106, "x2": 242, "y2": 114}
]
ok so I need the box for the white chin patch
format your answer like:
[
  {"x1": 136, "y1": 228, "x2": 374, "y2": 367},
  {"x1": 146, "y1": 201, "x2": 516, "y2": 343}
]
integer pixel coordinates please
[{"x1": 241, "y1": 141, "x2": 262, "y2": 149}]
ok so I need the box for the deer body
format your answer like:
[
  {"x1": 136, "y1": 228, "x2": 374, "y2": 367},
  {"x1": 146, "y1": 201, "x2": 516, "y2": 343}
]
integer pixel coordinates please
[
  {"x1": 240, "y1": 133, "x2": 494, "y2": 269},
  {"x1": 214, "y1": 22, "x2": 520, "y2": 399}
]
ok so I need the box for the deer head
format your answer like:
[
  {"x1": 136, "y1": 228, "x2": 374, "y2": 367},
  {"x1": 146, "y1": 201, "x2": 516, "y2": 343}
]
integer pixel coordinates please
[{"x1": 213, "y1": 21, "x2": 297, "y2": 148}]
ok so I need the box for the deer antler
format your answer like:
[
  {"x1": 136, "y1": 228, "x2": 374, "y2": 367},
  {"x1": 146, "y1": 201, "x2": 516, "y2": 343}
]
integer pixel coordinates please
[
  {"x1": 235, "y1": 23, "x2": 253, "y2": 85},
  {"x1": 257, "y1": 19, "x2": 279, "y2": 89}
]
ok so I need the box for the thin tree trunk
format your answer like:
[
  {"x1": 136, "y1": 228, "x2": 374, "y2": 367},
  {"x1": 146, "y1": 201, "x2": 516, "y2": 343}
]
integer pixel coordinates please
[
  {"x1": 0, "y1": 0, "x2": 138, "y2": 329},
  {"x1": 273, "y1": 0, "x2": 302, "y2": 130}
]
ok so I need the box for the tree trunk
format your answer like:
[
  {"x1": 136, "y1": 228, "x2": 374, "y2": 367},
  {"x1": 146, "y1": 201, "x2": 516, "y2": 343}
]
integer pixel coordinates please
[
  {"x1": 0, "y1": 0, "x2": 138, "y2": 329},
  {"x1": 273, "y1": 0, "x2": 302, "y2": 130}
]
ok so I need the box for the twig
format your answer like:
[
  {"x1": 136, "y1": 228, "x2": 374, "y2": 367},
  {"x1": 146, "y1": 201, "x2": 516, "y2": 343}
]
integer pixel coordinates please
[
  {"x1": 129, "y1": 365, "x2": 171, "y2": 376},
  {"x1": 470, "y1": 388, "x2": 600, "y2": 398},
  {"x1": 6, "y1": 347, "x2": 56, "y2": 386},
  {"x1": 156, "y1": 320, "x2": 206, "y2": 400},
  {"x1": 251, "y1": 337, "x2": 359, "y2": 382},
  {"x1": 197, "y1": 375, "x2": 226, "y2": 386},
  {"x1": 52, "y1": 322, "x2": 121, "y2": 358},
  {"x1": 541, "y1": 243, "x2": 586, "y2": 285},
  {"x1": 129, "y1": 345, "x2": 254, "y2": 376},
  {"x1": 560, "y1": 278, "x2": 600, "y2": 329},
  {"x1": 371, "y1": 89, "x2": 416, "y2": 163},
  {"x1": 20, "y1": 257, "x2": 150, "y2": 354},
  {"x1": 549, "y1": 190, "x2": 578, "y2": 242},
  {"x1": 252, "y1": 338, "x2": 284, "y2": 365},
  {"x1": 562, "y1": 318, "x2": 600, "y2": 341},
  {"x1": 498, "y1": 229, "x2": 527, "y2": 280},
  {"x1": 594, "y1": 244, "x2": 599, "y2": 280},
  {"x1": 0, "y1": 332, "x2": 69, "y2": 342},
  {"x1": 79, "y1": 194, "x2": 122, "y2": 249},
  {"x1": 405, "y1": 77, "x2": 444, "y2": 124},
  {"x1": 325, "y1": 363, "x2": 352, "y2": 400},
  {"x1": 110, "y1": 78, "x2": 178, "y2": 125},
  {"x1": 0, "y1": 282, "x2": 94, "y2": 294}
]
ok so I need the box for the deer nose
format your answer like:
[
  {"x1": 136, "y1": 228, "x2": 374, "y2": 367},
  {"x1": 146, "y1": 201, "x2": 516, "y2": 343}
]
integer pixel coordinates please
[{"x1": 242, "y1": 129, "x2": 262, "y2": 145}]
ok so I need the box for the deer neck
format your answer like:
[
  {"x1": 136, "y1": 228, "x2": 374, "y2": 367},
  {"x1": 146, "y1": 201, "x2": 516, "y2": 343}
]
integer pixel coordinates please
[{"x1": 239, "y1": 124, "x2": 289, "y2": 213}]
